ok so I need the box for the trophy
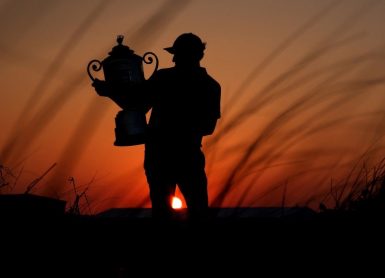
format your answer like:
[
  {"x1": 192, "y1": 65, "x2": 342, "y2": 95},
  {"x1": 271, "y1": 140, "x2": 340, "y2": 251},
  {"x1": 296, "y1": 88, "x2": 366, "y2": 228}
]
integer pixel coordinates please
[{"x1": 87, "y1": 35, "x2": 158, "y2": 146}]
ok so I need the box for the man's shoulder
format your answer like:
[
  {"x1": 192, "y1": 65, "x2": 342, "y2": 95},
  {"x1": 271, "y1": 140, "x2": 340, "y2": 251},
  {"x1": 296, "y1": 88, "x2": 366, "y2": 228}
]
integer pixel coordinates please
[
  {"x1": 206, "y1": 74, "x2": 221, "y2": 89},
  {"x1": 153, "y1": 67, "x2": 220, "y2": 91},
  {"x1": 148, "y1": 67, "x2": 175, "y2": 82}
]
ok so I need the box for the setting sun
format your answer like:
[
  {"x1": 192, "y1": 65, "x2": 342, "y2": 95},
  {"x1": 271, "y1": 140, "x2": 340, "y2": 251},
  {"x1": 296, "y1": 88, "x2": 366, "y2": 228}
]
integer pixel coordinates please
[{"x1": 172, "y1": 197, "x2": 183, "y2": 210}]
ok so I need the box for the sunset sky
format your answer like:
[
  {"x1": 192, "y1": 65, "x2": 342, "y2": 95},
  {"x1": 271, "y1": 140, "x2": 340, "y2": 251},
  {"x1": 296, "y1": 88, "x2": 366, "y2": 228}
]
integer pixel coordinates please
[{"x1": 1, "y1": 0, "x2": 385, "y2": 212}]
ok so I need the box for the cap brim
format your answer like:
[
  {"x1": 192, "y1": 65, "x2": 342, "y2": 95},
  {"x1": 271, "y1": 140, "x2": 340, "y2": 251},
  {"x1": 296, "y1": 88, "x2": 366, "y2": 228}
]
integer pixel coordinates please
[{"x1": 164, "y1": 47, "x2": 175, "y2": 54}]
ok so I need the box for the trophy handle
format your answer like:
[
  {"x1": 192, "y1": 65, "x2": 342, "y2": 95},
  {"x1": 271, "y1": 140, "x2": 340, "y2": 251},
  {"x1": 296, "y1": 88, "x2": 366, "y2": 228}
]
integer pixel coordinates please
[
  {"x1": 143, "y1": 52, "x2": 159, "y2": 79},
  {"x1": 87, "y1": 59, "x2": 102, "y2": 81}
]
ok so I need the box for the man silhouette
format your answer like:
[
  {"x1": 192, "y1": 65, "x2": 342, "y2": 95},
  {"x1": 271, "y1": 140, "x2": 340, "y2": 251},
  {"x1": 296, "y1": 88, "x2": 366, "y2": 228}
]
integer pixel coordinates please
[
  {"x1": 93, "y1": 33, "x2": 221, "y2": 219},
  {"x1": 144, "y1": 33, "x2": 221, "y2": 219}
]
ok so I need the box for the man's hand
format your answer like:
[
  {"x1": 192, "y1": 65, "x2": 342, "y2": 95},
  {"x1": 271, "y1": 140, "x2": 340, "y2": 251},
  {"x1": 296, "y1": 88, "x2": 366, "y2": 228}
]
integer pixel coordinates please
[{"x1": 92, "y1": 79, "x2": 109, "y2": 97}]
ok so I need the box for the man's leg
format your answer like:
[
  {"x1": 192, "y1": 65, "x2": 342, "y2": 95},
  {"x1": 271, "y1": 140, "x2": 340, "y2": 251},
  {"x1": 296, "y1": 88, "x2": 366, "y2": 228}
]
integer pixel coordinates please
[
  {"x1": 177, "y1": 149, "x2": 208, "y2": 218},
  {"x1": 147, "y1": 176, "x2": 176, "y2": 219},
  {"x1": 144, "y1": 149, "x2": 176, "y2": 219}
]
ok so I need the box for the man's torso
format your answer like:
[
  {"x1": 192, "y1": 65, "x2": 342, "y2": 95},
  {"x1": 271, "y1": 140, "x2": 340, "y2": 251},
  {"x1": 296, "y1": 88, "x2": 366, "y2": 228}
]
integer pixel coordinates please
[{"x1": 146, "y1": 67, "x2": 220, "y2": 148}]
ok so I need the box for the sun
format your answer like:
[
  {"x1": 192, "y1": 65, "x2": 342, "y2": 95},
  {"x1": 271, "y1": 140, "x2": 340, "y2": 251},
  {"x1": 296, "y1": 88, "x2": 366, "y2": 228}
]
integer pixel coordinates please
[{"x1": 171, "y1": 196, "x2": 183, "y2": 209}]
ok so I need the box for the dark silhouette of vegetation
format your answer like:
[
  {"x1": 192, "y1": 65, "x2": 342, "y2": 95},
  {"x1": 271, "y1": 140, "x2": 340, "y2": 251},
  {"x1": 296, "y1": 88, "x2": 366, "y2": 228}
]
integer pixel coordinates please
[
  {"x1": 0, "y1": 165, "x2": 16, "y2": 191},
  {"x1": 24, "y1": 163, "x2": 56, "y2": 194},
  {"x1": 208, "y1": 0, "x2": 385, "y2": 207},
  {"x1": 1, "y1": 1, "x2": 385, "y2": 214},
  {"x1": 319, "y1": 158, "x2": 385, "y2": 216}
]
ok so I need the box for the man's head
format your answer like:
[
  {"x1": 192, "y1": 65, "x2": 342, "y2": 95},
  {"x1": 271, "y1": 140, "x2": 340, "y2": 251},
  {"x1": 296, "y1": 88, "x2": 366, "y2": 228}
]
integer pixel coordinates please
[{"x1": 164, "y1": 33, "x2": 206, "y2": 66}]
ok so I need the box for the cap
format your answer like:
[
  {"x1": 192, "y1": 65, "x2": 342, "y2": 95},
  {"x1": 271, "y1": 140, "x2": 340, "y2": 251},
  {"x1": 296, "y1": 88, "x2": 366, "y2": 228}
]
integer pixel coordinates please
[{"x1": 164, "y1": 33, "x2": 206, "y2": 54}]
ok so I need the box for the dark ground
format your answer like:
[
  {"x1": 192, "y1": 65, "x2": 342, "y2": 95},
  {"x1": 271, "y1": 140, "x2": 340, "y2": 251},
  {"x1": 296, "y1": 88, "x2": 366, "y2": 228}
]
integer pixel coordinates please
[{"x1": 1, "y1": 196, "x2": 384, "y2": 276}]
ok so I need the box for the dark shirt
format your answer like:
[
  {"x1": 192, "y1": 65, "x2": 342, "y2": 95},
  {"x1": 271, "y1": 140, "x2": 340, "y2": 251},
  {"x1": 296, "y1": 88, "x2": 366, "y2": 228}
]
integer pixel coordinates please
[{"x1": 144, "y1": 66, "x2": 221, "y2": 148}]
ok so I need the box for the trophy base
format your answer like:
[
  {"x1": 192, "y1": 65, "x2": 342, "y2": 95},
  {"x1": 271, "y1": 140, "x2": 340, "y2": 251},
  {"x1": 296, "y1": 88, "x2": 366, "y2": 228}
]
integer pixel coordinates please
[
  {"x1": 114, "y1": 132, "x2": 146, "y2": 146},
  {"x1": 114, "y1": 110, "x2": 147, "y2": 146}
]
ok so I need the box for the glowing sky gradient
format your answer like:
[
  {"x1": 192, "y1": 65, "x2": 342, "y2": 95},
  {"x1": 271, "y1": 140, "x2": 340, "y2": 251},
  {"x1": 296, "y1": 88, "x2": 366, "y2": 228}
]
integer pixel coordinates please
[{"x1": 1, "y1": 0, "x2": 385, "y2": 212}]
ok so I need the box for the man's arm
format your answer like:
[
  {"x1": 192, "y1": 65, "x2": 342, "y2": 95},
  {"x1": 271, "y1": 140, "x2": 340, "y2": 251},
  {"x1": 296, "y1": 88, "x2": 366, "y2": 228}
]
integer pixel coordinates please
[
  {"x1": 200, "y1": 118, "x2": 218, "y2": 136},
  {"x1": 92, "y1": 79, "x2": 153, "y2": 112},
  {"x1": 201, "y1": 81, "x2": 221, "y2": 136},
  {"x1": 92, "y1": 79, "x2": 128, "y2": 109}
]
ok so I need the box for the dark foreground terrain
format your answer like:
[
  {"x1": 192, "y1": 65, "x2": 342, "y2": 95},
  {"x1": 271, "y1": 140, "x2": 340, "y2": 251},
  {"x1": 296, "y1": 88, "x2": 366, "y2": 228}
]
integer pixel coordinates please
[{"x1": 1, "y1": 196, "x2": 384, "y2": 276}]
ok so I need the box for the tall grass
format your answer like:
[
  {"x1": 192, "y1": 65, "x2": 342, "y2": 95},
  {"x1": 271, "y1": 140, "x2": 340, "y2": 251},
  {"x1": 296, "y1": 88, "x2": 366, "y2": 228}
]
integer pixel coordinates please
[
  {"x1": 317, "y1": 157, "x2": 385, "y2": 214},
  {"x1": 206, "y1": 0, "x2": 385, "y2": 208},
  {"x1": 0, "y1": 0, "x2": 192, "y2": 200},
  {"x1": 1, "y1": 1, "x2": 385, "y2": 212}
]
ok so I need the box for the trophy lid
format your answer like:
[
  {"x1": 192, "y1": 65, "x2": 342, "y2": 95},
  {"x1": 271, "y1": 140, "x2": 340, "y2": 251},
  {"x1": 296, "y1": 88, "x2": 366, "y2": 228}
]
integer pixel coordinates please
[{"x1": 108, "y1": 35, "x2": 134, "y2": 57}]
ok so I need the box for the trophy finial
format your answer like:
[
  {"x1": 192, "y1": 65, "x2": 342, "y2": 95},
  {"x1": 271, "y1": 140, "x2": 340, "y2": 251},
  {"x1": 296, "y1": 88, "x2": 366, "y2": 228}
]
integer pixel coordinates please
[{"x1": 117, "y1": 35, "x2": 124, "y2": 45}]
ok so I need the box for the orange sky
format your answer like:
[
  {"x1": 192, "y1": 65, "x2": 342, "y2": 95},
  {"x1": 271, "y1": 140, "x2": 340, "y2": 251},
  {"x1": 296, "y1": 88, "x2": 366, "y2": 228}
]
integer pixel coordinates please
[{"x1": 1, "y1": 0, "x2": 385, "y2": 213}]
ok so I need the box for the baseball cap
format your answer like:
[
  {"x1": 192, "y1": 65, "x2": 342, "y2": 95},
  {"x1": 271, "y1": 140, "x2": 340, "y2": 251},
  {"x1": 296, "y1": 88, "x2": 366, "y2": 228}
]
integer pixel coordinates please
[{"x1": 164, "y1": 33, "x2": 206, "y2": 54}]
